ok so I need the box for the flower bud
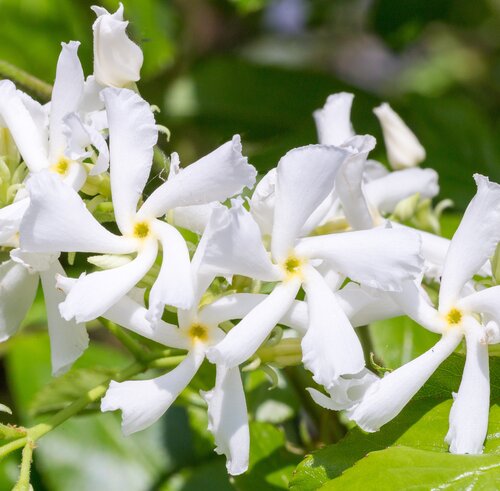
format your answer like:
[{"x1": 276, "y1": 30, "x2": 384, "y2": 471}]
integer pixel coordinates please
[
  {"x1": 91, "y1": 3, "x2": 143, "y2": 88},
  {"x1": 373, "y1": 103, "x2": 426, "y2": 169}
]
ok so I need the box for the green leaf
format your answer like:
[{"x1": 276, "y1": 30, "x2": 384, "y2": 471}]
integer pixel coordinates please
[
  {"x1": 235, "y1": 422, "x2": 302, "y2": 491},
  {"x1": 291, "y1": 355, "x2": 500, "y2": 490},
  {"x1": 30, "y1": 367, "x2": 114, "y2": 416},
  {"x1": 368, "y1": 316, "x2": 440, "y2": 369},
  {"x1": 4, "y1": 332, "x2": 186, "y2": 491},
  {"x1": 320, "y1": 446, "x2": 500, "y2": 490}
]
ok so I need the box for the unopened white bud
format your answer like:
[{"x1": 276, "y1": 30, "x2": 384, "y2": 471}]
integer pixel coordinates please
[
  {"x1": 91, "y1": 3, "x2": 143, "y2": 88},
  {"x1": 373, "y1": 103, "x2": 426, "y2": 169}
]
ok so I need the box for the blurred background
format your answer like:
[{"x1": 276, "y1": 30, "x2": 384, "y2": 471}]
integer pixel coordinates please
[{"x1": 1, "y1": 0, "x2": 500, "y2": 489}]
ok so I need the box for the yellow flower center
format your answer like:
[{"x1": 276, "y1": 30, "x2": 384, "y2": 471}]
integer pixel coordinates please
[
  {"x1": 188, "y1": 323, "x2": 209, "y2": 343},
  {"x1": 51, "y1": 156, "x2": 71, "y2": 176},
  {"x1": 283, "y1": 255, "x2": 303, "y2": 279},
  {"x1": 132, "y1": 221, "x2": 150, "y2": 239},
  {"x1": 446, "y1": 308, "x2": 463, "y2": 326}
]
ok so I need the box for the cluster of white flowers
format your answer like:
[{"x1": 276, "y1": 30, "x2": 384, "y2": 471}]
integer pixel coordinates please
[{"x1": 1, "y1": 4, "x2": 498, "y2": 476}]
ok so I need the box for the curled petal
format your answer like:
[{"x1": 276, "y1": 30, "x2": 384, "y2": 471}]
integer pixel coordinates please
[
  {"x1": 202, "y1": 366, "x2": 249, "y2": 475},
  {"x1": 140, "y1": 135, "x2": 256, "y2": 218},
  {"x1": 101, "y1": 349, "x2": 204, "y2": 435},
  {"x1": 445, "y1": 321, "x2": 490, "y2": 454},
  {"x1": 334, "y1": 135, "x2": 376, "y2": 230},
  {"x1": 440, "y1": 174, "x2": 500, "y2": 311},
  {"x1": 250, "y1": 168, "x2": 276, "y2": 235},
  {"x1": 349, "y1": 332, "x2": 461, "y2": 432},
  {"x1": 308, "y1": 368, "x2": 379, "y2": 411}
]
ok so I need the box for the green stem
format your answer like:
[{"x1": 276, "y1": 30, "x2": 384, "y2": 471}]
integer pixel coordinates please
[
  {"x1": 12, "y1": 439, "x2": 34, "y2": 491},
  {"x1": 101, "y1": 319, "x2": 149, "y2": 362},
  {"x1": 0, "y1": 353, "x2": 185, "y2": 460},
  {"x1": 0, "y1": 60, "x2": 52, "y2": 100}
]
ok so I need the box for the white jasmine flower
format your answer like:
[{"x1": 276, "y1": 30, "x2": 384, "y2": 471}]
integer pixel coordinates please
[
  {"x1": 373, "y1": 102, "x2": 426, "y2": 169},
  {"x1": 348, "y1": 174, "x2": 500, "y2": 455},
  {"x1": 202, "y1": 145, "x2": 423, "y2": 389},
  {"x1": 20, "y1": 88, "x2": 256, "y2": 325},
  {"x1": 91, "y1": 3, "x2": 143, "y2": 88}
]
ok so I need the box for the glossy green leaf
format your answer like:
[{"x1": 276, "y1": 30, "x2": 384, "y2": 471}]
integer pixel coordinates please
[{"x1": 291, "y1": 355, "x2": 500, "y2": 490}]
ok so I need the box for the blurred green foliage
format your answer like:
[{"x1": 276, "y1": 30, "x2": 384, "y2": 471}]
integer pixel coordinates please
[{"x1": 2, "y1": 0, "x2": 500, "y2": 489}]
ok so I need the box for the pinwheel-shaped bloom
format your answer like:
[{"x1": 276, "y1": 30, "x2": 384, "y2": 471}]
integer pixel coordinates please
[
  {"x1": 57, "y1": 219, "x2": 258, "y2": 475},
  {"x1": 346, "y1": 174, "x2": 500, "y2": 454},
  {"x1": 203, "y1": 145, "x2": 423, "y2": 390},
  {"x1": 21, "y1": 87, "x2": 256, "y2": 325},
  {"x1": 0, "y1": 41, "x2": 98, "y2": 374},
  {"x1": 91, "y1": 3, "x2": 143, "y2": 88}
]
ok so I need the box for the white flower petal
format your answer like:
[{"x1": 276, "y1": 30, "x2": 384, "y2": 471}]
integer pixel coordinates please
[
  {"x1": 199, "y1": 293, "x2": 308, "y2": 334},
  {"x1": 49, "y1": 41, "x2": 84, "y2": 162},
  {"x1": 459, "y1": 285, "x2": 500, "y2": 324},
  {"x1": 250, "y1": 168, "x2": 276, "y2": 236},
  {"x1": 198, "y1": 200, "x2": 282, "y2": 281},
  {"x1": 0, "y1": 80, "x2": 49, "y2": 171},
  {"x1": 307, "y1": 368, "x2": 379, "y2": 411},
  {"x1": 364, "y1": 168, "x2": 439, "y2": 214},
  {"x1": 60, "y1": 239, "x2": 158, "y2": 322},
  {"x1": 445, "y1": 321, "x2": 490, "y2": 454},
  {"x1": 295, "y1": 226, "x2": 423, "y2": 291},
  {"x1": 102, "y1": 88, "x2": 158, "y2": 233},
  {"x1": 302, "y1": 266, "x2": 365, "y2": 388},
  {"x1": 91, "y1": 3, "x2": 143, "y2": 87},
  {"x1": 0, "y1": 198, "x2": 29, "y2": 245},
  {"x1": 202, "y1": 365, "x2": 249, "y2": 475},
  {"x1": 440, "y1": 174, "x2": 500, "y2": 311},
  {"x1": 147, "y1": 220, "x2": 194, "y2": 324},
  {"x1": 336, "y1": 283, "x2": 402, "y2": 328},
  {"x1": 171, "y1": 202, "x2": 222, "y2": 235},
  {"x1": 313, "y1": 93, "x2": 355, "y2": 146},
  {"x1": 271, "y1": 145, "x2": 349, "y2": 261},
  {"x1": 140, "y1": 135, "x2": 256, "y2": 218},
  {"x1": 21, "y1": 171, "x2": 135, "y2": 254},
  {"x1": 335, "y1": 135, "x2": 376, "y2": 230},
  {"x1": 10, "y1": 249, "x2": 59, "y2": 274},
  {"x1": 349, "y1": 332, "x2": 461, "y2": 431},
  {"x1": 373, "y1": 103, "x2": 426, "y2": 169},
  {"x1": 40, "y1": 261, "x2": 88, "y2": 375},
  {"x1": 206, "y1": 279, "x2": 300, "y2": 368},
  {"x1": 389, "y1": 279, "x2": 443, "y2": 333},
  {"x1": 57, "y1": 275, "x2": 189, "y2": 349},
  {"x1": 0, "y1": 260, "x2": 38, "y2": 341},
  {"x1": 101, "y1": 349, "x2": 204, "y2": 435},
  {"x1": 63, "y1": 113, "x2": 109, "y2": 175}
]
